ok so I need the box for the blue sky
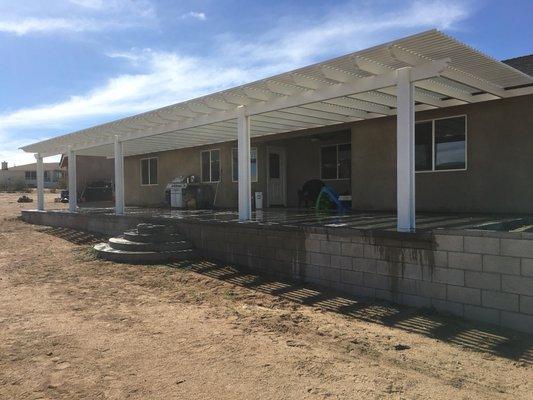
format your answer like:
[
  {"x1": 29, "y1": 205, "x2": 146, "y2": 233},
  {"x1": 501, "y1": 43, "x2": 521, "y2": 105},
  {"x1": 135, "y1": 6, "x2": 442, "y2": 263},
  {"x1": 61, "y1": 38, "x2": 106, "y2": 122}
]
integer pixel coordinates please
[{"x1": 0, "y1": 0, "x2": 531, "y2": 165}]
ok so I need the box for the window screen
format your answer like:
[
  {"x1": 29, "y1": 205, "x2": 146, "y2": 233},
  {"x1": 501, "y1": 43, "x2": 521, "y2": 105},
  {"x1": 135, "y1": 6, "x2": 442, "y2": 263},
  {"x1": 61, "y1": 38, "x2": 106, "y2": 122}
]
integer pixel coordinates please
[
  {"x1": 201, "y1": 150, "x2": 221, "y2": 182},
  {"x1": 414, "y1": 116, "x2": 466, "y2": 172},
  {"x1": 434, "y1": 116, "x2": 466, "y2": 170},
  {"x1": 141, "y1": 158, "x2": 157, "y2": 185},
  {"x1": 321, "y1": 144, "x2": 351, "y2": 180},
  {"x1": 149, "y1": 158, "x2": 158, "y2": 184},
  {"x1": 269, "y1": 153, "x2": 280, "y2": 179},
  {"x1": 320, "y1": 145, "x2": 337, "y2": 179},
  {"x1": 415, "y1": 121, "x2": 433, "y2": 171}
]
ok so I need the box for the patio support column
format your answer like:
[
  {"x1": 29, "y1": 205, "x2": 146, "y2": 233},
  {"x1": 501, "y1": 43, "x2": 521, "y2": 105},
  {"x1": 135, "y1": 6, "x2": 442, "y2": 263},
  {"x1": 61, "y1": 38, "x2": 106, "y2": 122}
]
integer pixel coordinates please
[
  {"x1": 114, "y1": 135, "x2": 125, "y2": 215},
  {"x1": 396, "y1": 67, "x2": 416, "y2": 232},
  {"x1": 67, "y1": 146, "x2": 77, "y2": 212},
  {"x1": 237, "y1": 107, "x2": 251, "y2": 221},
  {"x1": 35, "y1": 153, "x2": 44, "y2": 211}
]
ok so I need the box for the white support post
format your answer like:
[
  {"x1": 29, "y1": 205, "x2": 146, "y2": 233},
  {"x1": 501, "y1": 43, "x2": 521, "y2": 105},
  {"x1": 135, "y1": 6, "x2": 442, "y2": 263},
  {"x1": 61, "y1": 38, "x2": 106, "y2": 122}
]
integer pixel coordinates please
[
  {"x1": 114, "y1": 136, "x2": 125, "y2": 215},
  {"x1": 35, "y1": 154, "x2": 44, "y2": 211},
  {"x1": 237, "y1": 108, "x2": 251, "y2": 221},
  {"x1": 67, "y1": 147, "x2": 77, "y2": 212},
  {"x1": 396, "y1": 67, "x2": 416, "y2": 232}
]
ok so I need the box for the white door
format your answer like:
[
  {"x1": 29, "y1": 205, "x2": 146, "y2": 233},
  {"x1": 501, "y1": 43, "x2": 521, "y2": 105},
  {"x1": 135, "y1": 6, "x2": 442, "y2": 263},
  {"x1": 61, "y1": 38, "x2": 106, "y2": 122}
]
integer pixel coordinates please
[{"x1": 267, "y1": 146, "x2": 286, "y2": 206}]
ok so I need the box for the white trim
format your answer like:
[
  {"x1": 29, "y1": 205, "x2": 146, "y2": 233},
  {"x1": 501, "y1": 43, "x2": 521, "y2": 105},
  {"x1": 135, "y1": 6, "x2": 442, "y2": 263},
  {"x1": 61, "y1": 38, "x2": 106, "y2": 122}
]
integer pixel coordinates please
[
  {"x1": 200, "y1": 149, "x2": 221, "y2": 183},
  {"x1": 231, "y1": 147, "x2": 258, "y2": 183},
  {"x1": 415, "y1": 114, "x2": 467, "y2": 173},
  {"x1": 140, "y1": 156, "x2": 159, "y2": 186},
  {"x1": 319, "y1": 142, "x2": 352, "y2": 181}
]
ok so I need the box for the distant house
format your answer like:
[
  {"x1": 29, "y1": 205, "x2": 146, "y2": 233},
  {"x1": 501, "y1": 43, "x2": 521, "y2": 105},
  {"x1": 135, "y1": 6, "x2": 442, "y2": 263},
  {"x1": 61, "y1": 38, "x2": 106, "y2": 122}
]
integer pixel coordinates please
[{"x1": 0, "y1": 161, "x2": 63, "y2": 189}]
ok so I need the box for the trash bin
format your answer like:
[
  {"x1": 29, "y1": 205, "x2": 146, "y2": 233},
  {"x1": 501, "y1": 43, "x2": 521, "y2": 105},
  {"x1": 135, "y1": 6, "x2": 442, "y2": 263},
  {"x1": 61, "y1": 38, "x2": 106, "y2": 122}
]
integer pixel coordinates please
[{"x1": 255, "y1": 192, "x2": 263, "y2": 210}]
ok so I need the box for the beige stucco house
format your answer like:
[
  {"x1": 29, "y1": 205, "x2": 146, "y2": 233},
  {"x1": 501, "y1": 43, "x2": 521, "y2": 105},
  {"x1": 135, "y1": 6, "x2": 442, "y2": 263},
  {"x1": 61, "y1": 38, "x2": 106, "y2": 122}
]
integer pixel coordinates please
[
  {"x1": 0, "y1": 161, "x2": 63, "y2": 189},
  {"x1": 19, "y1": 30, "x2": 533, "y2": 231},
  {"x1": 18, "y1": 31, "x2": 533, "y2": 333}
]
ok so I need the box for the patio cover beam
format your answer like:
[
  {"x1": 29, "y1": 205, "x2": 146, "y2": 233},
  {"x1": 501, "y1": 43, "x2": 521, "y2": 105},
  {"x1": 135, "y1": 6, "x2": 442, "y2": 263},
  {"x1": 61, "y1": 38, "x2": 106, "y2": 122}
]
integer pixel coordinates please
[
  {"x1": 387, "y1": 45, "x2": 507, "y2": 98},
  {"x1": 28, "y1": 58, "x2": 449, "y2": 157}
]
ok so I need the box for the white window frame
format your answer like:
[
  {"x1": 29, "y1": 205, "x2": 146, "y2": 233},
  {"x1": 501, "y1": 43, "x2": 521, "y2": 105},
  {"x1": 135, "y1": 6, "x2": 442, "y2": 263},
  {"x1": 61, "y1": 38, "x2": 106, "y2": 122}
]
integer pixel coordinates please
[
  {"x1": 140, "y1": 157, "x2": 159, "y2": 186},
  {"x1": 231, "y1": 147, "x2": 258, "y2": 183},
  {"x1": 415, "y1": 114, "x2": 468, "y2": 174},
  {"x1": 200, "y1": 149, "x2": 221, "y2": 183},
  {"x1": 319, "y1": 142, "x2": 351, "y2": 181}
]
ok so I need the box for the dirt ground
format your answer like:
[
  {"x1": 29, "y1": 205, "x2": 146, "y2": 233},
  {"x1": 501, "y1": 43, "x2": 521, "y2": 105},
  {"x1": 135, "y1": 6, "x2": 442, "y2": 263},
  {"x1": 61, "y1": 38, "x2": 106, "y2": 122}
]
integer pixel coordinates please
[{"x1": 0, "y1": 191, "x2": 532, "y2": 399}]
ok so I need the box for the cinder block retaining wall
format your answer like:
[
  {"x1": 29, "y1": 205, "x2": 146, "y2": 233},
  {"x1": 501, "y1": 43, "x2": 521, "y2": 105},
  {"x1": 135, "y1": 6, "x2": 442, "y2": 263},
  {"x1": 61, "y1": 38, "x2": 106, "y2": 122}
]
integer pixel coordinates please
[
  {"x1": 21, "y1": 210, "x2": 533, "y2": 333},
  {"x1": 179, "y1": 221, "x2": 533, "y2": 333}
]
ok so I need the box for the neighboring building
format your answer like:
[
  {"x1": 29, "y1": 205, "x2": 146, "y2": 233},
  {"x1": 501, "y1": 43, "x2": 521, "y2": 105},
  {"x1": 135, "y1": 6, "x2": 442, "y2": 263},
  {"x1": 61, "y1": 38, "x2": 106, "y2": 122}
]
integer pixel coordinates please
[
  {"x1": 0, "y1": 161, "x2": 63, "y2": 189},
  {"x1": 59, "y1": 155, "x2": 114, "y2": 198}
]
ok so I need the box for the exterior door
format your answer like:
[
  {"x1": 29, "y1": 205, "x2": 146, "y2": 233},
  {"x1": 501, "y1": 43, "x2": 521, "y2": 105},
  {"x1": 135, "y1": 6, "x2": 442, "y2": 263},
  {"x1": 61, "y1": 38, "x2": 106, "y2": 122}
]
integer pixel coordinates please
[{"x1": 267, "y1": 147, "x2": 286, "y2": 206}]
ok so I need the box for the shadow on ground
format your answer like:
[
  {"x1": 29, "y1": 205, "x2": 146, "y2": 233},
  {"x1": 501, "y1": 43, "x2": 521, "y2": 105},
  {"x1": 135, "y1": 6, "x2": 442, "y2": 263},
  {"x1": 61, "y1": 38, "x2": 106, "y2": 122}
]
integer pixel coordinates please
[
  {"x1": 170, "y1": 259, "x2": 533, "y2": 365},
  {"x1": 37, "y1": 226, "x2": 105, "y2": 245},
  {"x1": 35, "y1": 225, "x2": 532, "y2": 365}
]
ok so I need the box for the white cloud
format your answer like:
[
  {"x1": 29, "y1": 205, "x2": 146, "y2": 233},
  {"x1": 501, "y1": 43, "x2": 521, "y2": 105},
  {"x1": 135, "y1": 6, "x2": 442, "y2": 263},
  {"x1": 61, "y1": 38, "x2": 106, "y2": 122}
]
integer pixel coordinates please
[
  {"x1": 68, "y1": 0, "x2": 107, "y2": 9},
  {"x1": 218, "y1": 0, "x2": 470, "y2": 67},
  {"x1": 181, "y1": 11, "x2": 206, "y2": 21},
  {"x1": 0, "y1": 17, "x2": 130, "y2": 35},
  {"x1": 0, "y1": 0, "x2": 156, "y2": 35},
  {"x1": 0, "y1": 135, "x2": 60, "y2": 166},
  {"x1": 1, "y1": 0, "x2": 472, "y2": 163},
  {"x1": 0, "y1": 50, "x2": 254, "y2": 131}
]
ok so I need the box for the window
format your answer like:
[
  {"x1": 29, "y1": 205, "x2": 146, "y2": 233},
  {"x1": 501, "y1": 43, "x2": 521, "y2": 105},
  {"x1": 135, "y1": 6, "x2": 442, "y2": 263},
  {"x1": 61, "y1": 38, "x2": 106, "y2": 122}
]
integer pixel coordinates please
[
  {"x1": 140, "y1": 157, "x2": 158, "y2": 185},
  {"x1": 52, "y1": 170, "x2": 63, "y2": 182},
  {"x1": 201, "y1": 149, "x2": 220, "y2": 182},
  {"x1": 415, "y1": 116, "x2": 466, "y2": 172},
  {"x1": 44, "y1": 171, "x2": 51, "y2": 182},
  {"x1": 269, "y1": 153, "x2": 280, "y2": 179},
  {"x1": 320, "y1": 143, "x2": 351, "y2": 180},
  {"x1": 231, "y1": 148, "x2": 258, "y2": 182},
  {"x1": 25, "y1": 171, "x2": 36, "y2": 180}
]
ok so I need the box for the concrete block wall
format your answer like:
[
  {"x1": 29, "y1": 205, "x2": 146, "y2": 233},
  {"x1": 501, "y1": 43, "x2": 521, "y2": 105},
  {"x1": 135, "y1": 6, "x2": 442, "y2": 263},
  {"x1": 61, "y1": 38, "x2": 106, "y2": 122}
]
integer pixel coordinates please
[
  {"x1": 20, "y1": 210, "x2": 533, "y2": 333},
  {"x1": 179, "y1": 221, "x2": 533, "y2": 333}
]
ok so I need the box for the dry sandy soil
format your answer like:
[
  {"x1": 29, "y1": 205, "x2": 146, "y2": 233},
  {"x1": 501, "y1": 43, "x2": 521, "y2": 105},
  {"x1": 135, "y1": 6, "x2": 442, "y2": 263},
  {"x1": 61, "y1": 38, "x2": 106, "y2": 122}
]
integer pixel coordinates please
[{"x1": 0, "y1": 191, "x2": 532, "y2": 399}]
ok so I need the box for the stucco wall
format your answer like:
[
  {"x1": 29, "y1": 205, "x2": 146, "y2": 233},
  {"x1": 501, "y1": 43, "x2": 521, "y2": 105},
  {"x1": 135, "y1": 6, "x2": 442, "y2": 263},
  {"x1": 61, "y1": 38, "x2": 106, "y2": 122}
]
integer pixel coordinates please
[
  {"x1": 123, "y1": 95, "x2": 533, "y2": 213},
  {"x1": 351, "y1": 95, "x2": 533, "y2": 214},
  {"x1": 76, "y1": 156, "x2": 114, "y2": 191},
  {"x1": 123, "y1": 130, "x2": 351, "y2": 208}
]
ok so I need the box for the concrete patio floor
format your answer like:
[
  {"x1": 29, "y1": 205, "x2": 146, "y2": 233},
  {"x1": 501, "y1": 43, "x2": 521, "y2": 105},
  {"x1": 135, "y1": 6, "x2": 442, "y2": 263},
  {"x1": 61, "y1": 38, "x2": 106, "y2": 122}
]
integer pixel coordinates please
[{"x1": 71, "y1": 205, "x2": 533, "y2": 233}]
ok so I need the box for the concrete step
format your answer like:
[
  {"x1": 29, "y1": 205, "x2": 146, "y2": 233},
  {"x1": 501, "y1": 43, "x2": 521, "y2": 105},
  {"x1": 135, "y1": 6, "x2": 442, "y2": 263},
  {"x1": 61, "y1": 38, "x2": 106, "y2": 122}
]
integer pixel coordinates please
[
  {"x1": 108, "y1": 237, "x2": 193, "y2": 252},
  {"x1": 123, "y1": 230, "x2": 185, "y2": 243},
  {"x1": 94, "y1": 243, "x2": 196, "y2": 264},
  {"x1": 136, "y1": 223, "x2": 178, "y2": 235}
]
